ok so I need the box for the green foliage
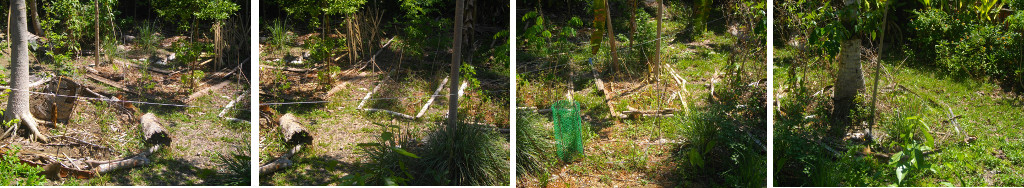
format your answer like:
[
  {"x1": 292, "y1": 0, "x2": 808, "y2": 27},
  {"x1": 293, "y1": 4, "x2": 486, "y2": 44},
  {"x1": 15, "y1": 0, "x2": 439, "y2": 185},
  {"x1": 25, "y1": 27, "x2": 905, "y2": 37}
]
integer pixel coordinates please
[
  {"x1": 519, "y1": 11, "x2": 552, "y2": 55},
  {"x1": 399, "y1": 0, "x2": 445, "y2": 19},
  {"x1": 317, "y1": 65, "x2": 341, "y2": 90},
  {"x1": 173, "y1": 41, "x2": 212, "y2": 67},
  {"x1": 135, "y1": 20, "x2": 164, "y2": 54},
  {"x1": 0, "y1": 146, "x2": 46, "y2": 186},
  {"x1": 515, "y1": 110, "x2": 554, "y2": 178},
  {"x1": 305, "y1": 36, "x2": 347, "y2": 65},
  {"x1": 340, "y1": 123, "x2": 420, "y2": 186},
  {"x1": 272, "y1": 0, "x2": 366, "y2": 27},
  {"x1": 265, "y1": 19, "x2": 294, "y2": 56},
  {"x1": 415, "y1": 123, "x2": 509, "y2": 186},
  {"x1": 152, "y1": 0, "x2": 239, "y2": 21},
  {"x1": 41, "y1": 0, "x2": 119, "y2": 50},
  {"x1": 181, "y1": 70, "x2": 206, "y2": 93},
  {"x1": 909, "y1": 8, "x2": 1023, "y2": 83},
  {"x1": 213, "y1": 151, "x2": 251, "y2": 186}
]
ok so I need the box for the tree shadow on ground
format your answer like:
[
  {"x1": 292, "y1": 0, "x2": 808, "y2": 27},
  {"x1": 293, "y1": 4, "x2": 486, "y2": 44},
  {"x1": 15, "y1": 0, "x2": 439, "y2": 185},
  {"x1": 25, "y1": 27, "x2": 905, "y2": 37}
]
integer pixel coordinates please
[{"x1": 259, "y1": 155, "x2": 357, "y2": 186}]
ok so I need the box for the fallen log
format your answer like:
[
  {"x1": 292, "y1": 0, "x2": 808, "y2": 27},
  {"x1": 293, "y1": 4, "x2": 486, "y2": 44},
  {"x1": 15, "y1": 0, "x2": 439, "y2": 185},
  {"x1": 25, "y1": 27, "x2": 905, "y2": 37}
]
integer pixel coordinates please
[
  {"x1": 140, "y1": 113, "x2": 171, "y2": 146},
  {"x1": 260, "y1": 65, "x2": 316, "y2": 73},
  {"x1": 589, "y1": 59, "x2": 623, "y2": 119},
  {"x1": 186, "y1": 79, "x2": 232, "y2": 102},
  {"x1": 279, "y1": 113, "x2": 313, "y2": 145},
  {"x1": 259, "y1": 144, "x2": 303, "y2": 175},
  {"x1": 621, "y1": 109, "x2": 677, "y2": 118}
]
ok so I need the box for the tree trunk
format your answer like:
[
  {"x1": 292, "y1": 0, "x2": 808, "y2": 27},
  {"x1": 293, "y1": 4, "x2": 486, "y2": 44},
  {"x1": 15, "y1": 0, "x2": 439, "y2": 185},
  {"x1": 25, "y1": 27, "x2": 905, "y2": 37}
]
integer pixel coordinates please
[
  {"x1": 214, "y1": 20, "x2": 224, "y2": 70},
  {"x1": 95, "y1": 0, "x2": 100, "y2": 65},
  {"x1": 831, "y1": 0, "x2": 863, "y2": 138},
  {"x1": 604, "y1": 0, "x2": 619, "y2": 72},
  {"x1": 26, "y1": 0, "x2": 41, "y2": 37},
  {"x1": 655, "y1": 0, "x2": 662, "y2": 80},
  {"x1": 4, "y1": 0, "x2": 46, "y2": 143},
  {"x1": 449, "y1": 0, "x2": 466, "y2": 129}
]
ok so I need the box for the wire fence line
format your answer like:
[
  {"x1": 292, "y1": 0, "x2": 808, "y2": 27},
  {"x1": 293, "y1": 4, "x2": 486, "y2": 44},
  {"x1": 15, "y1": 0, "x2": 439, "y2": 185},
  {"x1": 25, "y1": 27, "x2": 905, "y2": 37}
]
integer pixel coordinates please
[
  {"x1": 0, "y1": 86, "x2": 250, "y2": 112},
  {"x1": 259, "y1": 89, "x2": 511, "y2": 106}
]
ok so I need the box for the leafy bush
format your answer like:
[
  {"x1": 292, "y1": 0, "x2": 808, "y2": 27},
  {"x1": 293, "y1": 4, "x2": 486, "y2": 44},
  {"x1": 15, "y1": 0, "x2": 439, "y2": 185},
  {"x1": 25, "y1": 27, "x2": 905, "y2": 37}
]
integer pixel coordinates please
[
  {"x1": 152, "y1": 0, "x2": 239, "y2": 31},
  {"x1": 340, "y1": 123, "x2": 420, "y2": 186},
  {"x1": 317, "y1": 65, "x2": 342, "y2": 90},
  {"x1": 515, "y1": 110, "x2": 553, "y2": 178},
  {"x1": 910, "y1": 8, "x2": 1024, "y2": 86},
  {"x1": 304, "y1": 36, "x2": 346, "y2": 65},
  {"x1": 272, "y1": 0, "x2": 366, "y2": 27},
  {"x1": 0, "y1": 146, "x2": 46, "y2": 186},
  {"x1": 415, "y1": 123, "x2": 509, "y2": 186}
]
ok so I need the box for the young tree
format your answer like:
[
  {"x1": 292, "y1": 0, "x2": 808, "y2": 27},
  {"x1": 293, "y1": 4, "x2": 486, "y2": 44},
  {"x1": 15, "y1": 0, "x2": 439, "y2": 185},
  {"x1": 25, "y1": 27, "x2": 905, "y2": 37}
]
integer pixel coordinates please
[
  {"x1": 831, "y1": 0, "x2": 864, "y2": 138},
  {"x1": 4, "y1": 0, "x2": 48, "y2": 142}
]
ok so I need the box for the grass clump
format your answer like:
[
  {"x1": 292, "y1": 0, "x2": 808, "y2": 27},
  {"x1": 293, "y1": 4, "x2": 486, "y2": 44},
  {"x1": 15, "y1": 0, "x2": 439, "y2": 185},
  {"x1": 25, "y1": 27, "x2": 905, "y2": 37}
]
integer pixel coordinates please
[
  {"x1": 415, "y1": 123, "x2": 509, "y2": 186},
  {"x1": 516, "y1": 110, "x2": 554, "y2": 178}
]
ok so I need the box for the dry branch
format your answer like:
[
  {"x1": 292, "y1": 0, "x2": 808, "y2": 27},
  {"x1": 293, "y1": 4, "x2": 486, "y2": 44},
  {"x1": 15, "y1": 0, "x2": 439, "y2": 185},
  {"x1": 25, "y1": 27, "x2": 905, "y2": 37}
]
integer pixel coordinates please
[
  {"x1": 364, "y1": 108, "x2": 416, "y2": 119},
  {"x1": 259, "y1": 144, "x2": 303, "y2": 175},
  {"x1": 219, "y1": 92, "x2": 249, "y2": 122},
  {"x1": 356, "y1": 82, "x2": 383, "y2": 109},
  {"x1": 279, "y1": 113, "x2": 313, "y2": 145},
  {"x1": 93, "y1": 145, "x2": 161, "y2": 174},
  {"x1": 186, "y1": 79, "x2": 232, "y2": 102},
  {"x1": 416, "y1": 76, "x2": 449, "y2": 118}
]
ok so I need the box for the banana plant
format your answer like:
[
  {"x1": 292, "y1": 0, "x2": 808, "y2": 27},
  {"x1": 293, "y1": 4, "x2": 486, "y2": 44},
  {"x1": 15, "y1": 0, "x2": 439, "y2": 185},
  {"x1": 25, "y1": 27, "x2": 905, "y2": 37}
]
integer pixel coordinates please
[{"x1": 590, "y1": 0, "x2": 608, "y2": 55}]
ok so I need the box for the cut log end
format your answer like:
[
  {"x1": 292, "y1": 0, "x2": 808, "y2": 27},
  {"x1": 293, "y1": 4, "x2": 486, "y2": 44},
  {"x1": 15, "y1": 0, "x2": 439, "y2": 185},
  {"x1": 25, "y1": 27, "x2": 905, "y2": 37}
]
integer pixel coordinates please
[
  {"x1": 279, "y1": 113, "x2": 313, "y2": 145},
  {"x1": 140, "y1": 113, "x2": 171, "y2": 145}
]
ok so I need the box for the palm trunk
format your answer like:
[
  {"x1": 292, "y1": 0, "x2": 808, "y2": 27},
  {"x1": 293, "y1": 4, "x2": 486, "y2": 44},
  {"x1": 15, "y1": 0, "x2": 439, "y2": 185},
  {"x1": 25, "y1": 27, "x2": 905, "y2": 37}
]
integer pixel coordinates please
[{"x1": 831, "y1": 0, "x2": 864, "y2": 138}]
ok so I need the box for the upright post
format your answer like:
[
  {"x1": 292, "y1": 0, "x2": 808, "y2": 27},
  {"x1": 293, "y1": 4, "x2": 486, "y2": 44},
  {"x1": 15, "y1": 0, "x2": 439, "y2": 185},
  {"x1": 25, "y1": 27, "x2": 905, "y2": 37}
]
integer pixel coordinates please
[{"x1": 449, "y1": 0, "x2": 466, "y2": 129}]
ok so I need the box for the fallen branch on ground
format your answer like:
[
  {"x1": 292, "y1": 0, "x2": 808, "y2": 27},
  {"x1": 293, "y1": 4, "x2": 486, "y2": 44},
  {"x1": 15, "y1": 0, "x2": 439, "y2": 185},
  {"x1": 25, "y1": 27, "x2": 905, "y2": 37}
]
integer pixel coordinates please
[{"x1": 259, "y1": 144, "x2": 303, "y2": 175}]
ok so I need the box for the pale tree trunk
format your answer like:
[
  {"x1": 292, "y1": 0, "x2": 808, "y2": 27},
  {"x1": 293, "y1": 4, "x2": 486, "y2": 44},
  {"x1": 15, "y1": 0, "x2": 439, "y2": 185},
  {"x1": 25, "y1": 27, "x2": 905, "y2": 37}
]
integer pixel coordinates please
[
  {"x1": 449, "y1": 0, "x2": 465, "y2": 129},
  {"x1": 4, "y1": 0, "x2": 47, "y2": 143},
  {"x1": 831, "y1": 0, "x2": 864, "y2": 138}
]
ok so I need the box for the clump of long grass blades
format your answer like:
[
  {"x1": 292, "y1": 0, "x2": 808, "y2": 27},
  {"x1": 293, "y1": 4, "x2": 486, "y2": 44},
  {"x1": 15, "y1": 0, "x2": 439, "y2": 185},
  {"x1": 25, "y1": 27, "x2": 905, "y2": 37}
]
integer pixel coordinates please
[
  {"x1": 516, "y1": 110, "x2": 554, "y2": 178},
  {"x1": 416, "y1": 122, "x2": 509, "y2": 186}
]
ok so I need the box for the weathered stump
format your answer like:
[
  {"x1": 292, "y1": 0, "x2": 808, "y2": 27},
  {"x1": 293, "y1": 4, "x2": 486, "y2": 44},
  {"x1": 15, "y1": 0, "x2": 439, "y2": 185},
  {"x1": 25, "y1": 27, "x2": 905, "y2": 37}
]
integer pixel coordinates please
[
  {"x1": 140, "y1": 113, "x2": 171, "y2": 145},
  {"x1": 30, "y1": 76, "x2": 81, "y2": 124},
  {"x1": 279, "y1": 113, "x2": 312, "y2": 145}
]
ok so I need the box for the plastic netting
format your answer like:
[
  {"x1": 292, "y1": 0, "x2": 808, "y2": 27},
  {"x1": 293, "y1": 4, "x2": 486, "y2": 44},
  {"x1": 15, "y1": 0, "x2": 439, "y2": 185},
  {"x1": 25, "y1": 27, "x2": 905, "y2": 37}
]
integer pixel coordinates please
[{"x1": 552, "y1": 100, "x2": 583, "y2": 161}]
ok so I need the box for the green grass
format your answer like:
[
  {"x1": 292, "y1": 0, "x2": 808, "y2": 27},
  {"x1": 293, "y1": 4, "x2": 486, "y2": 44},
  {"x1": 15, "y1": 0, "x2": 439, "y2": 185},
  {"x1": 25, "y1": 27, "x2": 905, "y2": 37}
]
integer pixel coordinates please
[{"x1": 774, "y1": 45, "x2": 1024, "y2": 186}]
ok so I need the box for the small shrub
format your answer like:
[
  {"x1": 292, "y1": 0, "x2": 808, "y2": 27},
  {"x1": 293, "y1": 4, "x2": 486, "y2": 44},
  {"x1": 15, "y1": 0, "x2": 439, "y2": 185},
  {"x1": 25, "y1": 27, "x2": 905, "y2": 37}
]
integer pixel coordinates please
[
  {"x1": 305, "y1": 36, "x2": 347, "y2": 65},
  {"x1": 181, "y1": 70, "x2": 206, "y2": 92},
  {"x1": 317, "y1": 65, "x2": 342, "y2": 90},
  {"x1": 136, "y1": 20, "x2": 164, "y2": 54},
  {"x1": 340, "y1": 123, "x2": 420, "y2": 186}
]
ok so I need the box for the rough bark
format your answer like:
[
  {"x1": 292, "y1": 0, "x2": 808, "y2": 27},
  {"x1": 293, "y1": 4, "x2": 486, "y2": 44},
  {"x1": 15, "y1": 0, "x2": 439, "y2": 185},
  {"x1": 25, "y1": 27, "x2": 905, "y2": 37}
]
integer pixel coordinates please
[
  {"x1": 279, "y1": 113, "x2": 312, "y2": 145},
  {"x1": 831, "y1": 0, "x2": 864, "y2": 138},
  {"x1": 4, "y1": 0, "x2": 47, "y2": 143},
  {"x1": 140, "y1": 113, "x2": 171, "y2": 145}
]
